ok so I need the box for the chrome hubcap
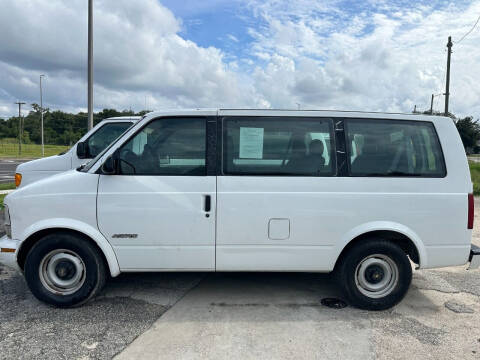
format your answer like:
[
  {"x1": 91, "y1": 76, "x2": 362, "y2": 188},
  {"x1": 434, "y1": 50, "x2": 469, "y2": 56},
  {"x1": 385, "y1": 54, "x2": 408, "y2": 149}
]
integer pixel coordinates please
[
  {"x1": 39, "y1": 249, "x2": 86, "y2": 295},
  {"x1": 355, "y1": 254, "x2": 398, "y2": 299}
]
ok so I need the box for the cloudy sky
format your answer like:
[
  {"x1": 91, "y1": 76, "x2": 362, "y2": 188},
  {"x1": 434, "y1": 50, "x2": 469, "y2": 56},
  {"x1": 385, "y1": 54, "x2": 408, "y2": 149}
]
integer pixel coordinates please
[{"x1": 0, "y1": 0, "x2": 479, "y2": 119}]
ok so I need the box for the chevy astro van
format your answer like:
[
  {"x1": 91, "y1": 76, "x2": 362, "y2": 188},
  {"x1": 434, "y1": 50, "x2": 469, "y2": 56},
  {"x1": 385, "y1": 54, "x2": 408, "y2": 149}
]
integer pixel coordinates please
[
  {"x1": 1, "y1": 109, "x2": 478, "y2": 310},
  {"x1": 14, "y1": 116, "x2": 140, "y2": 188}
]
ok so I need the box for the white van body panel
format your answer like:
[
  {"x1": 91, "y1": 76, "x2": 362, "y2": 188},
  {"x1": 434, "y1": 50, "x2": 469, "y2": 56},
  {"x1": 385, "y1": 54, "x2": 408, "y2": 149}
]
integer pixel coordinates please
[
  {"x1": 16, "y1": 117, "x2": 140, "y2": 188},
  {"x1": 5, "y1": 170, "x2": 120, "y2": 276},
  {"x1": 2, "y1": 109, "x2": 473, "y2": 276},
  {"x1": 216, "y1": 178, "x2": 469, "y2": 271},
  {"x1": 97, "y1": 175, "x2": 216, "y2": 271},
  {"x1": 15, "y1": 154, "x2": 72, "y2": 186}
]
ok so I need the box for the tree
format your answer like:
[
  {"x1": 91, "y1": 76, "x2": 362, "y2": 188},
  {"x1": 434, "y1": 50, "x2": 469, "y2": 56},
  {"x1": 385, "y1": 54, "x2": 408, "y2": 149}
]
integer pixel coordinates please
[
  {"x1": 0, "y1": 107, "x2": 144, "y2": 146},
  {"x1": 455, "y1": 117, "x2": 480, "y2": 154}
]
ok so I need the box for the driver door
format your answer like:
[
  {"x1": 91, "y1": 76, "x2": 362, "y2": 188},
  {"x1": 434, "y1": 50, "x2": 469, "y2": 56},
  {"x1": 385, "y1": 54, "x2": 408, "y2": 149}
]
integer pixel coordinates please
[{"x1": 96, "y1": 117, "x2": 216, "y2": 270}]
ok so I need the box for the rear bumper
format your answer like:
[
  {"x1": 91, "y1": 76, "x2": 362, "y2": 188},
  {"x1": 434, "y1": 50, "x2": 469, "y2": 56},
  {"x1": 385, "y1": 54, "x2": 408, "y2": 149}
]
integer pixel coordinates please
[
  {"x1": 468, "y1": 244, "x2": 480, "y2": 270},
  {"x1": 0, "y1": 235, "x2": 20, "y2": 271}
]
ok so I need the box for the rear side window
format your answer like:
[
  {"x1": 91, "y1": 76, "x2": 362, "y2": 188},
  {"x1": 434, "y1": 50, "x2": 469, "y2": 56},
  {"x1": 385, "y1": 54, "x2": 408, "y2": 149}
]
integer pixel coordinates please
[
  {"x1": 346, "y1": 119, "x2": 446, "y2": 177},
  {"x1": 223, "y1": 117, "x2": 335, "y2": 176}
]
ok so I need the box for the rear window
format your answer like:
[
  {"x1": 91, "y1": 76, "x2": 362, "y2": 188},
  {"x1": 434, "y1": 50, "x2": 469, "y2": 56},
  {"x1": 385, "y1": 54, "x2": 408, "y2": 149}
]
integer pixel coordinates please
[
  {"x1": 346, "y1": 119, "x2": 446, "y2": 177},
  {"x1": 223, "y1": 117, "x2": 335, "y2": 176}
]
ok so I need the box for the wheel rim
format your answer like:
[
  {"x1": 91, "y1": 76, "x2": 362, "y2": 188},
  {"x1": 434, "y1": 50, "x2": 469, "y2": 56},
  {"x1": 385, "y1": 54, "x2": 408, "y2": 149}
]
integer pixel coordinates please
[
  {"x1": 39, "y1": 249, "x2": 86, "y2": 296},
  {"x1": 354, "y1": 254, "x2": 399, "y2": 299}
]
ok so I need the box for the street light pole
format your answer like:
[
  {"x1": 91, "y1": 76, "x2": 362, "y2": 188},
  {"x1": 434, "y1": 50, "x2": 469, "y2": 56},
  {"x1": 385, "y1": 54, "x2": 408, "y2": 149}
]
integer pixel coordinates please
[
  {"x1": 87, "y1": 0, "x2": 94, "y2": 130},
  {"x1": 40, "y1": 74, "x2": 45, "y2": 157}
]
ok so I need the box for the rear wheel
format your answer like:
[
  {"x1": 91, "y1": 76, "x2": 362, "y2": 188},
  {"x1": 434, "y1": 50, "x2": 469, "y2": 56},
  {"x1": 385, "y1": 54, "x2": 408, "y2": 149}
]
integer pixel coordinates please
[
  {"x1": 24, "y1": 232, "x2": 106, "y2": 307},
  {"x1": 336, "y1": 239, "x2": 412, "y2": 310}
]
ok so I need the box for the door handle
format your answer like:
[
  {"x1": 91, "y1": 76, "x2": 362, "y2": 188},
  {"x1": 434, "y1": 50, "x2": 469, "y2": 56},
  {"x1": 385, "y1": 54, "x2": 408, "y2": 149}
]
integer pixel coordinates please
[{"x1": 204, "y1": 195, "x2": 211, "y2": 212}]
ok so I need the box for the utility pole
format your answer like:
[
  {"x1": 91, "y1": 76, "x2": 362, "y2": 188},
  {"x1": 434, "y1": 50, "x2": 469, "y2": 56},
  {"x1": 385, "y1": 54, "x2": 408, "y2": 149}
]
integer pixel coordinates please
[
  {"x1": 430, "y1": 94, "x2": 434, "y2": 114},
  {"x1": 413, "y1": 105, "x2": 417, "y2": 113},
  {"x1": 444, "y1": 36, "x2": 453, "y2": 116},
  {"x1": 40, "y1": 74, "x2": 45, "y2": 157},
  {"x1": 87, "y1": 0, "x2": 94, "y2": 130},
  {"x1": 15, "y1": 101, "x2": 26, "y2": 155}
]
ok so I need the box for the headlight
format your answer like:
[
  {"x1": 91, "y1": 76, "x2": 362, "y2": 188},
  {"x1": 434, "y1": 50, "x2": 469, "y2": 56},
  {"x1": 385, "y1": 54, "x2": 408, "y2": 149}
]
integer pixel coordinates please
[
  {"x1": 15, "y1": 173, "x2": 22, "y2": 187},
  {"x1": 4, "y1": 204, "x2": 11, "y2": 238}
]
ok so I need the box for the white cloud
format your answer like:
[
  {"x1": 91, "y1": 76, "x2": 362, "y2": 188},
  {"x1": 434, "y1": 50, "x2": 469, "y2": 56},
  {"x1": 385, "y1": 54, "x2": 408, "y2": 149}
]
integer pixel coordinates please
[
  {"x1": 227, "y1": 34, "x2": 239, "y2": 43},
  {"x1": 247, "y1": 0, "x2": 480, "y2": 116},
  {"x1": 0, "y1": 0, "x2": 265, "y2": 118},
  {"x1": 0, "y1": 0, "x2": 479, "y2": 120}
]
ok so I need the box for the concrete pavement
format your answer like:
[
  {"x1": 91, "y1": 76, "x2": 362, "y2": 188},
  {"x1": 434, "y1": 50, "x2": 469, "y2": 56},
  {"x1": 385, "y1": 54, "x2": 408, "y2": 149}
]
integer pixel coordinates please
[
  {"x1": 0, "y1": 267, "x2": 205, "y2": 359},
  {"x1": 116, "y1": 268, "x2": 480, "y2": 360}
]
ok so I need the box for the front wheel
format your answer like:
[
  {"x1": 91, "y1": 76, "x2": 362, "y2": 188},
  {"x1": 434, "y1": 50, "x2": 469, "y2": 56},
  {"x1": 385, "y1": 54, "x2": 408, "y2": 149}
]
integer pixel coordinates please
[
  {"x1": 336, "y1": 239, "x2": 412, "y2": 310},
  {"x1": 24, "y1": 232, "x2": 106, "y2": 307}
]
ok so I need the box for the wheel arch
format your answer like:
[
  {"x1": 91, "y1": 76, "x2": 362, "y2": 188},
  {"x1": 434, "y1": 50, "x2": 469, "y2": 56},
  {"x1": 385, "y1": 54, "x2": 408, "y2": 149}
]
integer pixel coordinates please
[
  {"x1": 17, "y1": 220, "x2": 120, "y2": 277},
  {"x1": 334, "y1": 223, "x2": 426, "y2": 270}
]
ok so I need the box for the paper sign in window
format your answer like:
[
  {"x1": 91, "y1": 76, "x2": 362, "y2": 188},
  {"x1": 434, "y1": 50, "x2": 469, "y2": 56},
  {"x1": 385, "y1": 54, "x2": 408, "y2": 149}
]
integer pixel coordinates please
[{"x1": 239, "y1": 127, "x2": 264, "y2": 159}]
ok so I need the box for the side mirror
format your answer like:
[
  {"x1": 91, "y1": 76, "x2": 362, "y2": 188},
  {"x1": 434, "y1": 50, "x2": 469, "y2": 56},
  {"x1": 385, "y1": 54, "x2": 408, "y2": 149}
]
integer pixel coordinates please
[
  {"x1": 76, "y1": 142, "x2": 87, "y2": 159},
  {"x1": 101, "y1": 155, "x2": 117, "y2": 175}
]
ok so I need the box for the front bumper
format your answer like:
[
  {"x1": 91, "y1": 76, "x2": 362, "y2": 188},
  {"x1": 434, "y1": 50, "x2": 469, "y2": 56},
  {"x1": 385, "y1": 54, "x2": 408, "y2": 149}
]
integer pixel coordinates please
[
  {"x1": 0, "y1": 235, "x2": 20, "y2": 270},
  {"x1": 468, "y1": 244, "x2": 480, "y2": 270}
]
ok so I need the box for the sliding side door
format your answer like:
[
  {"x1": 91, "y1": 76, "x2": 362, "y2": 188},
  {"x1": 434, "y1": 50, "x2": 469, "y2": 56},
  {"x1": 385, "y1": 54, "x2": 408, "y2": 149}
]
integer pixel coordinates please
[{"x1": 216, "y1": 115, "x2": 338, "y2": 271}]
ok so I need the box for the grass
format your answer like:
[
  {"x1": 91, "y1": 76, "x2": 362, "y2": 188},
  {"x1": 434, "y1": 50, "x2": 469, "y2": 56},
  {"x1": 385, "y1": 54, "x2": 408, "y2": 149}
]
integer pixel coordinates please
[
  {"x1": 0, "y1": 143, "x2": 70, "y2": 159},
  {"x1": 0, "y1": 194, "x2": 6, "y2": 209},
  {"x1": 470, "y1": 161, "x2": 480, "y2": 196},
  {"x1": 0, "y1": 183, "x2": 15, "y2": 209},
  {"x1": 0, "y1": 183, "x2": 15, "y2": 191}
]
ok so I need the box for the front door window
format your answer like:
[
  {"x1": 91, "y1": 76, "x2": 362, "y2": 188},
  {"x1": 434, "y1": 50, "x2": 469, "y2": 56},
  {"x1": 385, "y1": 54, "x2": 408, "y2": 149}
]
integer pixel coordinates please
[{"x1": 118, "y1": 118, "x2": 206, "y2": 175}]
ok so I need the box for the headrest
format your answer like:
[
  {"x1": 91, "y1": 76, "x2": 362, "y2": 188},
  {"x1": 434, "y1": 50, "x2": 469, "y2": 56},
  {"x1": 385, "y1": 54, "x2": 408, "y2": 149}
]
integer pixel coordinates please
[
  {"x1": 309, "y1": 139, "x2": 324, "y2": 155},
  {"x1": 291, "y1": 138, "x2": 306, "y2": 153}
]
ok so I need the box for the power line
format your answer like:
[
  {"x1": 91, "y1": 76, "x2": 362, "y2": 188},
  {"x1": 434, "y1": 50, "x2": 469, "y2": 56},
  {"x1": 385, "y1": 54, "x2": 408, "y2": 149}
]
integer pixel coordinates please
[{"x1": 455, "y1": 13, "x2": 480, "y2": 44}]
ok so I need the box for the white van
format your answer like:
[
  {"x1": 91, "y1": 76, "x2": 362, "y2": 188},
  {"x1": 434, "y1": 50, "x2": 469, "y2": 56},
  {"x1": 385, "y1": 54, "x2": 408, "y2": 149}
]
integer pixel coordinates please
[
  {"x1": 1, "y1": 109, "x2": 478, "y2": 310},
  {"x1": 14, "y1": 116, "x2": 141, "y2": 188}
]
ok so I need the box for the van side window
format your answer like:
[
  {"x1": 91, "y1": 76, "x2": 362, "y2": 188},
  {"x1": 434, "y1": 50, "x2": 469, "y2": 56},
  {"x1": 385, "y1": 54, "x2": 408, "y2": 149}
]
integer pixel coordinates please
[
  {"x1": 118, "y1": 117, "x2": 206, "y2": 176},
  {"x1": 223, "y1": 117, "x2": 335, "y2": 176},
  {"x1": 346, "y1": 119, "x2": 446, "y2": 177},
  {"x1": 87, "y1": 122, "x2": 132, "y2": 158}
]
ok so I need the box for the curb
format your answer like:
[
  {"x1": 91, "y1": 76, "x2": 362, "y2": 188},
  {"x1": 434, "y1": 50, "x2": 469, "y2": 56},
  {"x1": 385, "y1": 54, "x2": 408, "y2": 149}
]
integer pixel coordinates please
[{"x1": 0, "y1": 190, "x2": 15, "y2": 195}]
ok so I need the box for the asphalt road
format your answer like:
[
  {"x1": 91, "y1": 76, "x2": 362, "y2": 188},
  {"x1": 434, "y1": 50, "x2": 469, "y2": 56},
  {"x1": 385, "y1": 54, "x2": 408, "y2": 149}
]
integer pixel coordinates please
[
  {"x1": 1, "y1": 201, "x2": 480, "y2": 359},
  {"x1": 0, "y1": 159, "x2": 31, "y2": 184}
]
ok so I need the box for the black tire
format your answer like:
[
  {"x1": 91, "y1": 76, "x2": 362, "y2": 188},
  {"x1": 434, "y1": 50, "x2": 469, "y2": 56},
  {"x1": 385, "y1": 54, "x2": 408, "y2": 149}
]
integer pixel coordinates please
[
  {"x1": 24, "y1": 232, "x2": 107, "y2": 308},
  {"x1": 336, "y1": 239, "x2": 412, "y2": 310}
]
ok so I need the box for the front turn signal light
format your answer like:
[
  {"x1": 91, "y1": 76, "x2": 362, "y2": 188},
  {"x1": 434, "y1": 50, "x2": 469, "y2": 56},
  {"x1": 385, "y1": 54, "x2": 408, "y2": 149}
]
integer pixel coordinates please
[{"x1": 15, "y1": 173, "x2": 22, "y2": 187}]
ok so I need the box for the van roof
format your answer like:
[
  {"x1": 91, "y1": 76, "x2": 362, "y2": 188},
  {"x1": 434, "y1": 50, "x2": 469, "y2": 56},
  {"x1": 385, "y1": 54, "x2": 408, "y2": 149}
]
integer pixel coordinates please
[
  {"x1": 143, "y1": 109, "x2": 451, "y2": 122},
  {"x1": 105, "y1": 116, "x2": 142, "y2": 121}
]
